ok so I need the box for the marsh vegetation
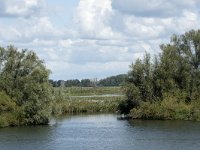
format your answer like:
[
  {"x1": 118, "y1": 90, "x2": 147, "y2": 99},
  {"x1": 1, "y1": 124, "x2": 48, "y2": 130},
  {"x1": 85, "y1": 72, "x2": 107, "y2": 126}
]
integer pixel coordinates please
[{"x1": 52, "y1": 87, "x2": 124, "y2": 116}]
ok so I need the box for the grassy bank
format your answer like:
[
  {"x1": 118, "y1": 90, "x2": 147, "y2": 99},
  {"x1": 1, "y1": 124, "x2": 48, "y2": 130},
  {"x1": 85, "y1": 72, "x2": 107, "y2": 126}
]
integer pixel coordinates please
[{"x1": 129, "y1": 94, "x2": 200, "y2": 121}]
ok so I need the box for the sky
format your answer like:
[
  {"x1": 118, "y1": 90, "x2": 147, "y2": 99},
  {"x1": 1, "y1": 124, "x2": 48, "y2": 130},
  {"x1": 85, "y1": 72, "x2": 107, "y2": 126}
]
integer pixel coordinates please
[{"x1": 0, "y1": 0, "x2": 200, "y2": 80}]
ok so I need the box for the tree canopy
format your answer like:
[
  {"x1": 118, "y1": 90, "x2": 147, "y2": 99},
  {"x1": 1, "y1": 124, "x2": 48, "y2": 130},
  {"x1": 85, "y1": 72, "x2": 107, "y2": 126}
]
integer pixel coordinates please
[{"x1": 0, "y1": 46, "x2": 52, "y2": 126}]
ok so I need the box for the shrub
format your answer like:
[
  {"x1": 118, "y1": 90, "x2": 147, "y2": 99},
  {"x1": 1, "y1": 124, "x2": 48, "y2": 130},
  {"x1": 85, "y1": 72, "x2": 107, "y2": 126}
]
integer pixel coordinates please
[{"x1": 130, "y1": 94, "x2": 195, "y2": 121}]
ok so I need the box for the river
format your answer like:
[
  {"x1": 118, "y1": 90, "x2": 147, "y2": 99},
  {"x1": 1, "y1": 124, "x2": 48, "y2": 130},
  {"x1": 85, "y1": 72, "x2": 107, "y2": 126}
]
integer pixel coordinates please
[{"x1": 0, "y1": 114, "x2": 200, "y2": 150}]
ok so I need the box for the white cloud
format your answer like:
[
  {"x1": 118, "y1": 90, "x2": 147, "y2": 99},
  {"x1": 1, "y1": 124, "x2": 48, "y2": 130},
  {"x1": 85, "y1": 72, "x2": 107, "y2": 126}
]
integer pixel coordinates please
[
  {"x1": 1, "y1": 0, "x2": 200, "y2": 80},
  {"x1": 59, "y1": 39, "x2": 74, "y2": 48},
  {"x1": 20, "y1": 16, "x2": 62, "y2": 40},
  {"x1": 112, "y1": 0, "x2": 198, "y2": 17},
  {"x1": 0, "y1": 0, "x2": 44, "y2": 18},
  {"x1": 120, "y1": 10, "x2": 200, "y2": 42},
  {"x1": 74, "y1": 0, "x2": 122, "y2": 39},
  {"x1": 0, "y1": 16, "x2": 62, "y2": 43},
  {"x1": 0, "y1": 25, "x2": 22, "y2": 41},
  {"x1": 124, "y1": 16, "x2": 164, "y2": 39}
]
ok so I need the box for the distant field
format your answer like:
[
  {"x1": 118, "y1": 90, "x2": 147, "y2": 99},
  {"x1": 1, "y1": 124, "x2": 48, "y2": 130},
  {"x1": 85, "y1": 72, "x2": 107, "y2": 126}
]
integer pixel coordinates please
[
  {"x1": 52, "y1": 86, "x2": 125, "y2": 115},
  {"x1": 53, "y1": 86, "x2": 123, "y2": 97}
]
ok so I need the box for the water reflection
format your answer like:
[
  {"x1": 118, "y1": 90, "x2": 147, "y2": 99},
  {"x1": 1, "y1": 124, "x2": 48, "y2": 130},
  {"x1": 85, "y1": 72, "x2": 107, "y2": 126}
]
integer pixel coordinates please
[
  {"x1": 0, "y1": 125, "x2": 54, "y2": 150},
  {"x1": 0, "y1": 114, "x2": 200, "y2": 150},
  {"x1": 128, "y1": 120, "x2": 200, "y2": 150}
]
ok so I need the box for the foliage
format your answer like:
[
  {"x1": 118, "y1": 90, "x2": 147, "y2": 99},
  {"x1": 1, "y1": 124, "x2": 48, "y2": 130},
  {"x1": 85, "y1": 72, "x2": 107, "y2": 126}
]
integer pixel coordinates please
[
  {"x1": 52, "y1": 98, "x2": 122, "y2": 116},
  {"x1": 80, "y1": 79, "x2": 91, "y2": 87},
  {"x1": 120, "y1": 29, "x2": 200, "y2": 118},
  {"x1": 0, "y1": 91, "x2": 21, "y2": 127},
  {"x1": 50, "y1": 79, "x2": 92, "y2": 87},
  {"x1": 0, "y1": 46, "x2": 52, "y2": 126},
  {"x1": 130, "y1": 93, "x2": 200, "y2": 121},
  {"x1": 98, "y1": 74, "x2": 127, "y2": 86},
  {"x1": 50, "y1": 74, "x2": 126, "y2": 87},
  {"x1": 51, "y1": 87, "x2": 124, "y2": 116}
]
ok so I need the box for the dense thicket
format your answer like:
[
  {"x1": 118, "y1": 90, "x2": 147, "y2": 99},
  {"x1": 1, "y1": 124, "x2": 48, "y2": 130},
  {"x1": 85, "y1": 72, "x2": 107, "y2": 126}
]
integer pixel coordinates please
[
  {"x1": 119, "y1": 29, "x2": 200, "y2": 119},
  {"x1": 0, "y1": 46, "x2": 52, "y2": 127}
]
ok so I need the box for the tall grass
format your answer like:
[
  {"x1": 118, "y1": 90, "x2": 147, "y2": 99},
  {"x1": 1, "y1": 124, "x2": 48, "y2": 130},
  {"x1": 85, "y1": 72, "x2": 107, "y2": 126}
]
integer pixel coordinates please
[
  {"x1": 53, "y1": 86, "x2": 123, "y2": 96},
  {"x1": 52, "y1": 86, "x2": 124, "y2": 116}
]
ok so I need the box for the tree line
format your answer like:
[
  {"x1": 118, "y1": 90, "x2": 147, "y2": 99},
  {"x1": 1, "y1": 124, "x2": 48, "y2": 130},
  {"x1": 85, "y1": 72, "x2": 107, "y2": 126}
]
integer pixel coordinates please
[{"x1": 49, "y1": 74, "x2": 126, "y2": 87}]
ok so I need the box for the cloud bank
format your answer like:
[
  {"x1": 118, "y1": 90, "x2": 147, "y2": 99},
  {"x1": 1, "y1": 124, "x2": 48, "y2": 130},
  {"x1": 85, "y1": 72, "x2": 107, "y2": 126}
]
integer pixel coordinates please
[{"x1": 0, "y1": 0, "x2": 200, "y2": 80}]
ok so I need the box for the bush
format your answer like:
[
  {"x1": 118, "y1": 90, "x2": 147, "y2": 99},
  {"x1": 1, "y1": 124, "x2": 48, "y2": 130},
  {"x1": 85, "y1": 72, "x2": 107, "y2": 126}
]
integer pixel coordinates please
[
  {"x1": 0, "y1": 91, "x2": 16, "y2": 113},
  {"x1": 0, "y1": 91, "x2": 22, "y2": 127},
  {"x1": 130, "y1": 94, "x2": 195, "y2": 121}
]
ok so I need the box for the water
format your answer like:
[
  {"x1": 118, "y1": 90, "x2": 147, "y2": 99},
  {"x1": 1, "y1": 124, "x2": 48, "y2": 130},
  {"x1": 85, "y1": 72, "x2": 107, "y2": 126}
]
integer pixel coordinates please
[
  {"x1": 70, "y1": 94, "x2": 124, "y2": 98},
  {"x1": 0, "y1": 114, "x2": 200, "y2": 150}
]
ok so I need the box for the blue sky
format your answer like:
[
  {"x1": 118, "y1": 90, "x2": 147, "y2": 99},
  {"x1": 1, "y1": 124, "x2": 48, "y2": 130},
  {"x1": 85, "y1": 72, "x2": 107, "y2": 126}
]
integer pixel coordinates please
[{"x1": 0, "y1": 0, "x2": 200, "y2": 80}]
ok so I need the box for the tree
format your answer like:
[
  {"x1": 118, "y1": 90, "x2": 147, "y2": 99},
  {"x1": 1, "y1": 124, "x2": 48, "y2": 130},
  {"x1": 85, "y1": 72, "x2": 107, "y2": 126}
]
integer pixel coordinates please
[
  {"x1": 179, "y1": 30, "x2": 200, "y2": 98},
  {"x1": 98, "y1": 74, "x2": 127, "y2": 86},
  {"x1": 81, "y1": 79, "x2": 92, "y2": 87},
  {"x1": 0, "y1": 45, "x2": 52, "y2": 125}
]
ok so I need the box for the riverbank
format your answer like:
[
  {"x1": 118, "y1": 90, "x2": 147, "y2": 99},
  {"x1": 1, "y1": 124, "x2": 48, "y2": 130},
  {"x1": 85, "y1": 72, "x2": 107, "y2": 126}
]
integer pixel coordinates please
[
  {"x1": 129, "y1": 95, "x2": 200, "y2": 121},
  {"x1": 0, "y1": 86, "x2": 123, "y2": 128},
  {"x1": 52, "y1": 86, "x2": 124, "y2": 116}
]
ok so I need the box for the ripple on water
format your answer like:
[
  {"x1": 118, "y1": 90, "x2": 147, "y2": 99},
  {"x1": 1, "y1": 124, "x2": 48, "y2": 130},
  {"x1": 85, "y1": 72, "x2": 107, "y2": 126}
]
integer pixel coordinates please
[{"x1": 0, "y1": 114, "x2": 200, "y2": 150}]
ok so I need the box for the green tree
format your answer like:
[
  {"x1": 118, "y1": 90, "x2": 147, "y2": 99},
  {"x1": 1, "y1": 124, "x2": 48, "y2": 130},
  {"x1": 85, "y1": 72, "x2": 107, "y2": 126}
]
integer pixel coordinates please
[
  {"x1": 98, "y1": 74, "x2": 126, "y2": 86},
  {"x1": 0, "y1": 46, "x2": 52, "y2": 125},
  {"x1": 179, "y1": 30, "x2": 200, "y2": 98},
  {"x1": 81, "y1": 79, "x2": 92, "y2": 87}
]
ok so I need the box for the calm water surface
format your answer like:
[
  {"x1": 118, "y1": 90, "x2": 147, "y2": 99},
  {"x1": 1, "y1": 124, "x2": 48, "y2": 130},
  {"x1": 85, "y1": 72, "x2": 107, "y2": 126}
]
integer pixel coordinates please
[{"x1": 0, "y1": 114, "x2": 200, "y2": 150}]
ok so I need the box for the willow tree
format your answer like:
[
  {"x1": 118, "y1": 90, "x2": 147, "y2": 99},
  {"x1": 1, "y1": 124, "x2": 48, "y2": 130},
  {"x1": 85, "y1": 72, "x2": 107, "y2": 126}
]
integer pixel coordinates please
[{"x1": 0, "y1": 46, "x2": 52, "y2": 125}]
